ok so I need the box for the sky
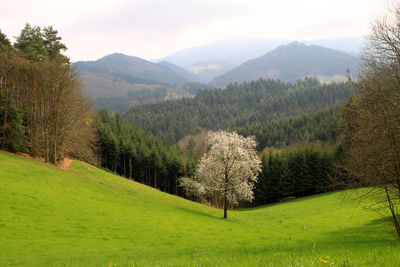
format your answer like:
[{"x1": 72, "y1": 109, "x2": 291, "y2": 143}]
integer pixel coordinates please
[{"x1": 0, "y1": 0, "x2": 388, "y2": 62}]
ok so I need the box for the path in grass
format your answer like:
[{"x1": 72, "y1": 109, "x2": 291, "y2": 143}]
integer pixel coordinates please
[{"x1": 0, "y1": 151, "x2": 399, "y2": 266}]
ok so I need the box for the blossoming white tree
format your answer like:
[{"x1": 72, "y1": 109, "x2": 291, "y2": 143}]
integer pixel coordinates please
[{"x1": 194, "y1": 131, "x2": 261, "y2": 219}]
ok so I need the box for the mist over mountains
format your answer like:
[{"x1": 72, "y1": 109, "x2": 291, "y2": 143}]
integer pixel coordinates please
[
  {"x1": 211, "y1": 41, "x2": 359, "y2": 87},
  {"x1": 74, "y1": 37, "x2": 361, "y2": 112},
  {"x1": 158, "y1": 37, "x2": 362, "y2": 82}
]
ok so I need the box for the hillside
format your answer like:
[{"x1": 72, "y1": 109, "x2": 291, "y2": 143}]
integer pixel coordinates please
[
  {"x1": 212, "y1": 42, "x2": 359, "y2": 88},
  {"x1": 75, "y1": 53, "x2": 202, "y2": 98},
  {"x1": 75, "y1": 53, "x2": 201, "y2": 89},
  {"x1": 177, "y1": 107, "x2": 342, "y2": 154},
  {"x1": 74, "y1": 53, "x2": 210, "y2": 113},
  {"x1": 124, "y1": 78, "x2": 352, "y2": 144},
  {"x1": 0, "y1": 151, "x2": 399, "y2": 266}
]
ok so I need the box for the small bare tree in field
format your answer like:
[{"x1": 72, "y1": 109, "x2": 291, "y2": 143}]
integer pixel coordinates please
[{"x1": 181, "y1": 131, "x2": 261, "y2": 219}]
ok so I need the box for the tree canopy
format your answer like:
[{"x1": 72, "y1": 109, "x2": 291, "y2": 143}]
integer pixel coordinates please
[{"x1": 184, "y1": 131, "x2": 261, "y2": 218}]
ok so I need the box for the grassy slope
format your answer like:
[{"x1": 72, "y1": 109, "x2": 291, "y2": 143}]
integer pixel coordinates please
[{"x1": 0, "y1": 151, "x2": 399, "y2": 266}]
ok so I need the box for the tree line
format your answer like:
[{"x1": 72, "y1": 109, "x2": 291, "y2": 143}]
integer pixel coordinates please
[
  {"x1": 93, "y1": 110, "x2": 197, "y2": 196},
  {"x1": 124, "y1": 78, "x2": 352, "y2": 145},
  {"x1": 0, "y1": 24, "x2": 93, "y2": 164},
  {"x1": 255, "y1": 145, "x2": 338, "y2": 206}
]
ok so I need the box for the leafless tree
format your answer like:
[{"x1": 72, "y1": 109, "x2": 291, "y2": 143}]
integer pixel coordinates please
[{"x1": 340, "y1": 2, "x2": 400, "y2": 238}]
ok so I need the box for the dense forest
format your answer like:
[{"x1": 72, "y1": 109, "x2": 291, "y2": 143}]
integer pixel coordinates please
[
  {"x1": 236, "y1": 107, "x2": 341, "y2": 150},
  {"x1": 93, "y1": 110, "x2": 197, "y2": 195},
  {"x1": 124, "y1": 78, "x2": 352, "y2": 145},
  {"x1": 255, "y1": 145, "x2": 338, "y2": 206}
]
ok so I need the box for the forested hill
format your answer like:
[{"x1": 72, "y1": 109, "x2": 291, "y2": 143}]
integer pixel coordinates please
[
  {"x1": 212, "y1": 42, "x2": 359, "y2": 88},
  {"x1": 124, "y1": 78, "x2": 352, "y2": 145},
  {"x1": 75, "y1": 53, "x2": 201, "y2": 87},
  {"x1": 93, "y1": 110, "x2": 197, "y2": 194},
  {"x1": 74, "y1": 53, "x2": 211, "y2": 113},
  {"x1": 74, "y1": 53, "x2": 202, "y2": 99}
]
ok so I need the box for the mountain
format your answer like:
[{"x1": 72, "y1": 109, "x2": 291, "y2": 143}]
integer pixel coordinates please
[
  {"x1": 75, "y1": 53, "x2": 202, "y2": 98},
  {"x1": 161, "y1": 38, "x2": 288, "y2": 68},
  {"x1": 159, "y1": 37, "x2": 362, "y2": 81},
  {"x1": 186, "y1": 58, "x2": 234, "y2": 82},
  {"x1": 212, "y1": 42, "x2": 359, "y2": 88}
]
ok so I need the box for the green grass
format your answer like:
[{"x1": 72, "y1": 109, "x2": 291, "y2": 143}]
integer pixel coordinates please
[{"x1": 0, "y1": 150, "x2": 399, "y2": 266}]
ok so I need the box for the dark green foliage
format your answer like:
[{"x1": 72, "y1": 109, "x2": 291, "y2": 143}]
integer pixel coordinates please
[
  {"x1": 0, "y1": 95, "x2": 27, "y2": 153},
  {"x1": 14, "y1": 23, "x2": 48, "y2": 61},
  {"x1": 93, "y1": 110, "x2": 197, "y2": 195},
  {"x1": 42, "y1": 26, "x2": 67, "y2": 60},
  {"x1": 125, "y1": 78, "x2": 352, "y2": 145},
  {"x1": 236, "y1": 107, "x2": 341, "y2": 150},
  {"x1": 254, "y1": 146, "x2": 336, "y2": 205},
  {"x1": 0, "y1": 30, "x2": 11, "y2": 49}
]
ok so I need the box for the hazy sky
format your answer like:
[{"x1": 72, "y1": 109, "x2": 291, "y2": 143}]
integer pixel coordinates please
[{"x1": 0, "y1": 0, "x2": 387, "y2": 62}]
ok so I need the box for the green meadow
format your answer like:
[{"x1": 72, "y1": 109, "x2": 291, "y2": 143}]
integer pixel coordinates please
[{"x1": 0, "y1": 150, "x2": 399, "y2": 266}]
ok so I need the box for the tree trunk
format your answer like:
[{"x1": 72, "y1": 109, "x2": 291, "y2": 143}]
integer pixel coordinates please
[
  {"x1": 223, "y1": 171, "x2": 228, "y2": 219},
  {"x1": 385, "y1": 186, "x2": 400, "y2": 238},
  {"x1": 223, "y1": 193, "x2": 227, "y2": 219},
  {"x1": 123, "y1": 156, "x2": 126, "y2": 177},
  {"x1": 2, "y1": 102, "x2": 7, "y2": 150},
  {"x1": 154, "y1": 168, "x2": 157, "y2": 189},
  {"x1": 129, "y1": 157, "x2": 132, "y2": 179}
]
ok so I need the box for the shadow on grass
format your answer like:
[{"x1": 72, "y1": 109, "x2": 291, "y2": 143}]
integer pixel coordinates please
[
  {"x1": 174, "y1": 206, "x2": 237, "y2": 222},
  {"x1": 311, "y1": 217, "x2": 399, "y2": 247},
  {"x1": 235, "y1": 191, "x2": 341, "y2": 212}
]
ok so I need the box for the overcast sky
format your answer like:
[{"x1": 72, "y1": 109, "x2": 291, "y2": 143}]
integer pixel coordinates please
[{"x1": 0, "y1": 0, "x2": 388, "y2": 62}]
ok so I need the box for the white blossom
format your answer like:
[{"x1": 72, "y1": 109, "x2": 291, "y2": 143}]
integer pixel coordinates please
[
  {"x1": 195, "y1": 131, "x2": 261, "y2": 218},
  {"x1": 178, "y1": 177, "x2": 205, "y2": 199}
]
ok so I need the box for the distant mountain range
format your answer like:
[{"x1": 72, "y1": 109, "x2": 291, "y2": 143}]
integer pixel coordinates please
[
  {"x1": 159, "y1": 37, "x2": 362, "y2": 81},
  {"x1": 75, "y1": 39, "x2": 361, "y2": 112},
  {"x1": 160, "y1": 38, "x2": 289, "y2": 74},
  {"x1": 75, "y1": 53, "x2": 202, "y2": 98},
  {"x1": 211, "y1": 42, "x2": 359, "y2": 88}
]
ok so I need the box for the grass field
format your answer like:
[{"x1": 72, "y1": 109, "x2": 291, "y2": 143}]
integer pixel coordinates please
[{"x1": 0, "y1": 150, "x2": 399, "y2": 266}]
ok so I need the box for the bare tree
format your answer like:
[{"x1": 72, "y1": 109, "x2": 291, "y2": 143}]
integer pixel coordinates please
[
  {"x1": 340, "y1": 2, "x2": 400, "y2": 238},
  {"x1": 0, "y1": 24, "x2": 95, "y2": 164}
]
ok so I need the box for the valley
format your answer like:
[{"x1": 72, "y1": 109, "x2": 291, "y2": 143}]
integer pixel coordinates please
[{"x1": 0, "y1": 151, "x2": 398, "y2": 266}]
